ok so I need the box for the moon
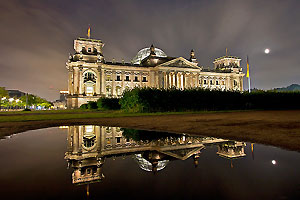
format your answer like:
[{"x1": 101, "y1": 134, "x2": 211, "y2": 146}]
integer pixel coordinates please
[
  {"x1": 271, "y1": 160, "x2": 276, "y2": 165},
  {"x1": 264, "y1": 48, "x2": 270, "y2": 54}
]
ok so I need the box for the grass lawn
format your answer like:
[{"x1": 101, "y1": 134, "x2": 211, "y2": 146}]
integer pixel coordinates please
[{"x1": 0, "y1": 109, "x2": 248, "y2": 123}]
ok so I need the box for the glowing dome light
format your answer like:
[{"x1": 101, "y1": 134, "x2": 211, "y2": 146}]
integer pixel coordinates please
[
  {"x1": 131, "y1": 47, "x2": 167, "y2": 64},
  {"x1": 264, "y1": 48, "x2": 270, "y2": 54},
  {"x1": 134, "y1": 154, "x2": 169, "y2": 172},
  {"x1": 271, "y1": 160, "x2": 277, "y2": 165}
]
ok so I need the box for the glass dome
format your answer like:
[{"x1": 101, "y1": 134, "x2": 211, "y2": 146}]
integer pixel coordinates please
[
  {"x1": 131, "y1": 47, "x2": 167, "y2": 64},
  {"x1": 134, "y1": 154, "x2": 169, "y2": 172}
]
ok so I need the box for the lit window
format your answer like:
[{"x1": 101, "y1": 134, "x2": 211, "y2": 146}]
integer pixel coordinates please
[
  {"x1": 106, "y1": 75, "x2": 112, "y2": 81},
  {"x1": 116, "y1": 86, "x2": 122, "y2": 96},
  {"x1": 86, "y1": 86, "x2": 93, "y2": 94},
  {"x1": 85, "y1": 125, "x2": 93, "y2": 133},
  {"x1": 106, "y1": 86, "x2": 112, "y2": 95}
]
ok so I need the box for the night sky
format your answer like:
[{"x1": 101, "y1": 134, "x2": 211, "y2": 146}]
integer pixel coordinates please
[{"x1": 0, "y1": 0, "x2": 299, "y2": 101}]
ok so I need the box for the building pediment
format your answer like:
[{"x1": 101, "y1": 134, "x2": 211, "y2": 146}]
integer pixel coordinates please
[
  {"x1": 157, "y1": 57, "x2": 201, "y2": 70},
  {"x1": 159, "y1": 146, "x2": 204, "y2": 160}
]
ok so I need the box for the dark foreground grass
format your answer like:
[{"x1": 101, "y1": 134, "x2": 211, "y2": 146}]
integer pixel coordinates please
[
  {"x1": 1, "y1": 110, "x2": 300, "y2": 152},
  {"x1": 0, "y1": 109, "x2": 212, "y2": 123},
  {"x1": 0, "y1": 109, "x2": 249, "y2": 123}
]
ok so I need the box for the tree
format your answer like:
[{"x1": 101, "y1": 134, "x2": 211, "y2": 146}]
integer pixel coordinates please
[
  {"x1": 0, "y1": 87, "x2": 9, "y2": 110},
  {"x1": 0, "y1": 87, "x2": 8, "y2": 98}
]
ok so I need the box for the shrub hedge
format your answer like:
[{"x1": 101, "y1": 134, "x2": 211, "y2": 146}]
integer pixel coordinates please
[
  {"x1": 97, "y1": 97, "x2": 121, "y2": 110},
  {"x1": 119, "y1": 87, "x2": 300, "y2": 112}
]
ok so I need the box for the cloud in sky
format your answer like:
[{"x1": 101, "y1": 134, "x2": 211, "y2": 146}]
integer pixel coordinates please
[{"x1": 0, "y1": 0, "x2": 299, "y2": 100}]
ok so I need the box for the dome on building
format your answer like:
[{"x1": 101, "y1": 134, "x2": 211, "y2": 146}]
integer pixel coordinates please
[
  {"x1": 134, "y1": 154, "x2": 169, "y2": 172},
  {"x1": 131, "y1": 47, "x2": 167, "y2": 64}
]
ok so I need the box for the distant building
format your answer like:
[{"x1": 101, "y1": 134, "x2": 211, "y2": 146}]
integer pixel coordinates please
[
  {"x1": 53, "y1": 90, "x2": 68, "y2": 109},
  {"x1": 66, "y1": 37, "x2": 245, "y2": 108},
  {"x1": 7, "y1": 90, "x2": 25, "y2": 98},
  {"x1": 59, "y1": 90, "x2": 68, "y2": 101}
]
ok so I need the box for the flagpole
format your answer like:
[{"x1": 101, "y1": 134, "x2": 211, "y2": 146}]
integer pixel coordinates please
[
  {"x1": 248, "y1": 76, "x2": 251, "y2": 93},
  {"x1": 246, "y1": 55, "x2": 251, "y2": 93}
]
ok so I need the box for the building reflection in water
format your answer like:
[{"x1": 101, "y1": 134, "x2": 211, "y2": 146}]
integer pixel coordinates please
[{"x1": 64, "y1": 125, "x2": 247, "y2": 186}]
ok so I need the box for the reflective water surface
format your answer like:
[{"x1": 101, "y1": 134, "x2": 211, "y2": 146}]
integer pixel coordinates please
[{"x1": 0, "y1": 125, "x2": 300, "y2": 199}]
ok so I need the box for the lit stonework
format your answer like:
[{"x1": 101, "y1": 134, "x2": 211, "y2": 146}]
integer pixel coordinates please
[
  {"x1": 66, "y1": 37, "x2": 245, "y2": 108},
  {"x1": 64, "y1": 125, "x2": 247, "y2": 185}
]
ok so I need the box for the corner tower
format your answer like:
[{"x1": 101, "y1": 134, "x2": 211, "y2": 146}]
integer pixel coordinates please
[
  {"x1": 66, "y1": 37, "x2": 104, "y2": 108},
  {"x1": 212, "y1": 50, "x2": 244, "y2": 91}
]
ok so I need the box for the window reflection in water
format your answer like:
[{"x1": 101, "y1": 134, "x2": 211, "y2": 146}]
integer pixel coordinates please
[{"x1": 65, "y1": 125, "x2": 247, "y2": 187}]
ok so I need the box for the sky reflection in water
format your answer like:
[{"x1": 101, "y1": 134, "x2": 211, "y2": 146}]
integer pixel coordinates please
[{"x1": 0, "y1": 126, "x2": 300, "y2": 200}]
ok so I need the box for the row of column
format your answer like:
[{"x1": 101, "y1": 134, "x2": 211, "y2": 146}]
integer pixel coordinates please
[{"x1": 159, "y1": 71, "x2": 200, "y2": 89}]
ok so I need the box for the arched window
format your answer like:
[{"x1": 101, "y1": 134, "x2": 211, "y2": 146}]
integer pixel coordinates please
[
  {"x1": 82, "y1": 126, "x2": 96, "y2": 149},
  {"x1": 116, "y1": 86, "x2": 122, "y2": 96},
  {"x1": 84, "y1": 72, "x2": 96, "y2": 83},
  {"x1": 106, "y1": 85, "x2": 112, "y2": 96}
]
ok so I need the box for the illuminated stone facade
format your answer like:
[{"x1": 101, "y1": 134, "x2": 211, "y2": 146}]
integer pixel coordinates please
[
  {"x1": 66, "y1": 37, "x2": 245, "y2": 108},
  {"x1": 64, "y1": 125, "x2": 246, "y2": 185}
]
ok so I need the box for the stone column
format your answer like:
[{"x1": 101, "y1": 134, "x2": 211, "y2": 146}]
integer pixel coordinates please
[
  {"x1": 96, "y1": 126, "x2": 101, "y2": 152},
  {"x1": 182, "y1": 72, "x2": 185, "y2": 89},
  {"x1": 101, "y1": 69, "x2": 106, "y2": 95},
  {"x1": 158, "y1": 71, "x2": 164, "y2": 88},
  {"x1": 68, "y1": 68, "x2": 74, "y2": 95},
  {"x1": 79, "y1": 66, "x2": 83, "y2": 94},
  {"x1": 73, "y1": 67, "x2": 79, "y2": 94},
  {"x1": 67, "y1": 126, "x2": 73, "y2": 153},
  {"x1": 78, "y1": 126, "x2": 83, "y2": 154},
  {"x1": 172, "y1": 72, "x2": 175, "y2": 87},
  {"x1": 164, "y1": 72, "x2": 167, "y2": 89},
  {"x1": 96, "y1": 67, "x2": 101, "y2": 95},
  {"x1": 166, "y1": 72, "x2": 169, "y2": 88},
  {"x1": 73, "y1": 126, "x2": 79, "y2": 154},
  {"x1": 111, "y1": 70, "x2": 116, "y2": 96},
  {"x1": 181, "y1": 73, "x2": 184, "y2": 89},
  {"x1": 185, "y1": 73, "x2": 189, "y2": 88},
  {"x1": 139, "y1": 72, "x2": 142, "y2": 87},
  {"x1": 121, "y1": 71, "x2": 125, "y2": 90}
]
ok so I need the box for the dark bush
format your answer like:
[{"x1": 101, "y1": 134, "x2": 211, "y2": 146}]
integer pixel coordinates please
[
  {"x1": 80, "y1": 103, "x2": 88, "y2": 109},
  {"x1": 119, "y1": 87, "x2": 300, "y2": 112},
  {"x1": 87, "y1": 101, "x2": 98, "y2": 110},
  {"x1": 97, "y1": 97, "x2": 121, "y2": 110}
]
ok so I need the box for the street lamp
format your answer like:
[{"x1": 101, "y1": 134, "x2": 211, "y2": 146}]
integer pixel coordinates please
[
  {"x1": 15, "y1": 99, "x2": 20, "y2": 110},
  {"x1": 9, "y1": 98, "x2": 14, "y2": 111}
]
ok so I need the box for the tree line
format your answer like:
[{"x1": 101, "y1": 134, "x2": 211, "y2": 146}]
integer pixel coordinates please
[
  {"x1": 80, "y1": 87, "x2": 300, "y2": 112},
  {"x1": 0, "y1": 87, "x2": 52, "y2": 110}
]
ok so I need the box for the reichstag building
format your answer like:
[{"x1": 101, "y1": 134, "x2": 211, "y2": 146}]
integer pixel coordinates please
[{"x1": 66, "y1": 37, "x2": 245, "y2": 108}]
